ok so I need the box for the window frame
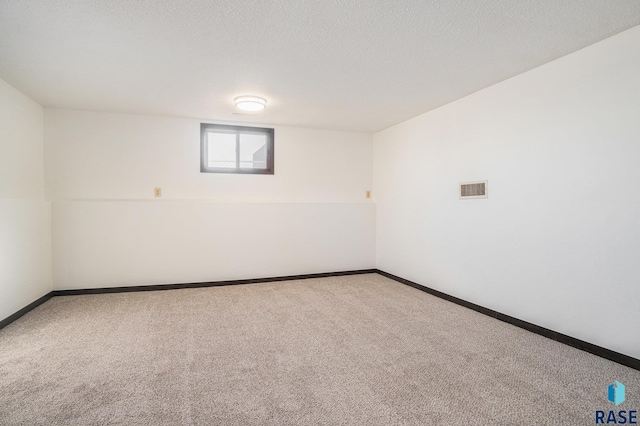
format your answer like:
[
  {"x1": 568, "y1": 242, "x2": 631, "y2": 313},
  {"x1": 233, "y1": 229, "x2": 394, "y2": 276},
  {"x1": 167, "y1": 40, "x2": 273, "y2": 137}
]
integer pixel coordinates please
[{"x1": 200, "y1": 123, "x2": 275, "y2": 175}]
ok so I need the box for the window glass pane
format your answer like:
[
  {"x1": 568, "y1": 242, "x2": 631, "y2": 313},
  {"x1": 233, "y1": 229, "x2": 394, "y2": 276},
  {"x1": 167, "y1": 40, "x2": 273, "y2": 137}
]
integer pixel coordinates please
[
  {"x1": 239, "y1": 133, "x2": 267, "y2": 169},
  {"x1": 207, "y1": 132, "x2": 236, "y2": 168},
  {"x1": 201, "y1": 124, "x2": 273, "y2": 174}
]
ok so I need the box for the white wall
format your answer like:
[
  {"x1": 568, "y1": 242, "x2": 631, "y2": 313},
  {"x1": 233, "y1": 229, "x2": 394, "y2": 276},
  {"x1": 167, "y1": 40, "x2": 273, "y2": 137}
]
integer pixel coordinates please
[
  {"x1": 53, "y1": 201, "x2": 374, "y2": 289},
  {"x1": 46, "y1": 110, "x2": 375, "y2": 289},
  {"x1": 45, "y1": 110, "x2": 372, "y2": 202},
  {"x1": 374, "y1": 26, "x2": 640, "y2": 359},
  {"x1": 0, "y1": 78, "x2": 52, "y2": 321}
]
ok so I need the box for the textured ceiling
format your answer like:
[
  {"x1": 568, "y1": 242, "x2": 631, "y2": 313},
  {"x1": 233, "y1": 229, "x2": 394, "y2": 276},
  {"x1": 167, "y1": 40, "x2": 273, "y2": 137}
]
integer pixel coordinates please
[{"x1": 1, "y1": 1, "x2": 640, "y2": 132}]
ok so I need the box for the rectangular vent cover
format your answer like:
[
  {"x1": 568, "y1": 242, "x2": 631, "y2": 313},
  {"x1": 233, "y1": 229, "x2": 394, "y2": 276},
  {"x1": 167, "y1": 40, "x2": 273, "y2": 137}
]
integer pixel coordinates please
[{"x1": 460, "y1": 180, "x2": 488, "y2": 199}]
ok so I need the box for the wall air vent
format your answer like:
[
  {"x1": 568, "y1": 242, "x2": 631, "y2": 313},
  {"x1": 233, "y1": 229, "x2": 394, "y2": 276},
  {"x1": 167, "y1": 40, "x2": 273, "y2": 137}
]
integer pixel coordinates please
[{"x1": 459, "y1": 180, "x2": 488, "y2": 199}]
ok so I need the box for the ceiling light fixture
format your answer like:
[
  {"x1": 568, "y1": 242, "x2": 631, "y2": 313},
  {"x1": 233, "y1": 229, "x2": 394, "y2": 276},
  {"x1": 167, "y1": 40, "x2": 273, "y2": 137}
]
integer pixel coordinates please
[{"x1": 234, "y1": 96, "x2": 267, "y2": 112}]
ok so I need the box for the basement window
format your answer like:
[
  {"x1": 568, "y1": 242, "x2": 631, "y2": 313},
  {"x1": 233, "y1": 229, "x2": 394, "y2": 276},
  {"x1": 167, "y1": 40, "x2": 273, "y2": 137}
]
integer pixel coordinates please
[{"x1": 200, "y1": 123, "x2": 274, "y2": 174}]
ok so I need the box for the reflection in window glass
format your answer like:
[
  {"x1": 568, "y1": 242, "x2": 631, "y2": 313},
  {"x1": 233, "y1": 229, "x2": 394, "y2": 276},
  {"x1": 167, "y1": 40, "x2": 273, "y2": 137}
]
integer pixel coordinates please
[{"x1": 239, "y1": 133, "x2": 267, "y2": 169}]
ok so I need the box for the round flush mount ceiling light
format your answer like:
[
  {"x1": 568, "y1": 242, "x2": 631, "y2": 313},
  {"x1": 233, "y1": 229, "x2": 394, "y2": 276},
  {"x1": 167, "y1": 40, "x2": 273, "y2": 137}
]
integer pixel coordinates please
[{"x1": 234, "y1": 96, "x2": 267, "y2": 112}]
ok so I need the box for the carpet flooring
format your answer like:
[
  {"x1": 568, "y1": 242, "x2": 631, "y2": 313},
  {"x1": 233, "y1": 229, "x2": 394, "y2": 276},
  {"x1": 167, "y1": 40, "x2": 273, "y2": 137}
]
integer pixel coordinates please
[{"x1": 1, "y1": 273, "x2": 639, "y2": 425}]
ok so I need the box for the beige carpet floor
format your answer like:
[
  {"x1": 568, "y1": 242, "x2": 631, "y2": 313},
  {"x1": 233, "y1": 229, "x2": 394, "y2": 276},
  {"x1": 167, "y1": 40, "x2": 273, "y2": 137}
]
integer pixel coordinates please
[{"x1": 1, "y1": 273, "x2": 639, "y2": 425}]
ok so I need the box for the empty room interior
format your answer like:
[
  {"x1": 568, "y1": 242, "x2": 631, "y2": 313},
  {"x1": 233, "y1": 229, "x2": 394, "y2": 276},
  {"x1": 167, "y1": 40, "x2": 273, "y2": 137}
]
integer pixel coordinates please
[{"x1": 2, "y1": 1, "x2": 640, "y2": 424}]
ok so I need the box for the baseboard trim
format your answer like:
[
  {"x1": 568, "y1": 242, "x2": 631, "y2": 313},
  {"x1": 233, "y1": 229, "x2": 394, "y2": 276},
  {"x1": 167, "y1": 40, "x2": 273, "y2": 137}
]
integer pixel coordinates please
[
  {"x1": 1, "y1": 269, "x2": 377, "y2": 328},
  {"x1": 0, "y1": 293, "x2": 53, "y2": 331},
  {"x1": 376, "y1": 269, "x2": 640, "y2": 371},
  {"x1": 52, "y1": 269, "x2": 378, "y2": 296},
  {"x1": 4, "y1": 269, "x2": 638, "y2": 371}
]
